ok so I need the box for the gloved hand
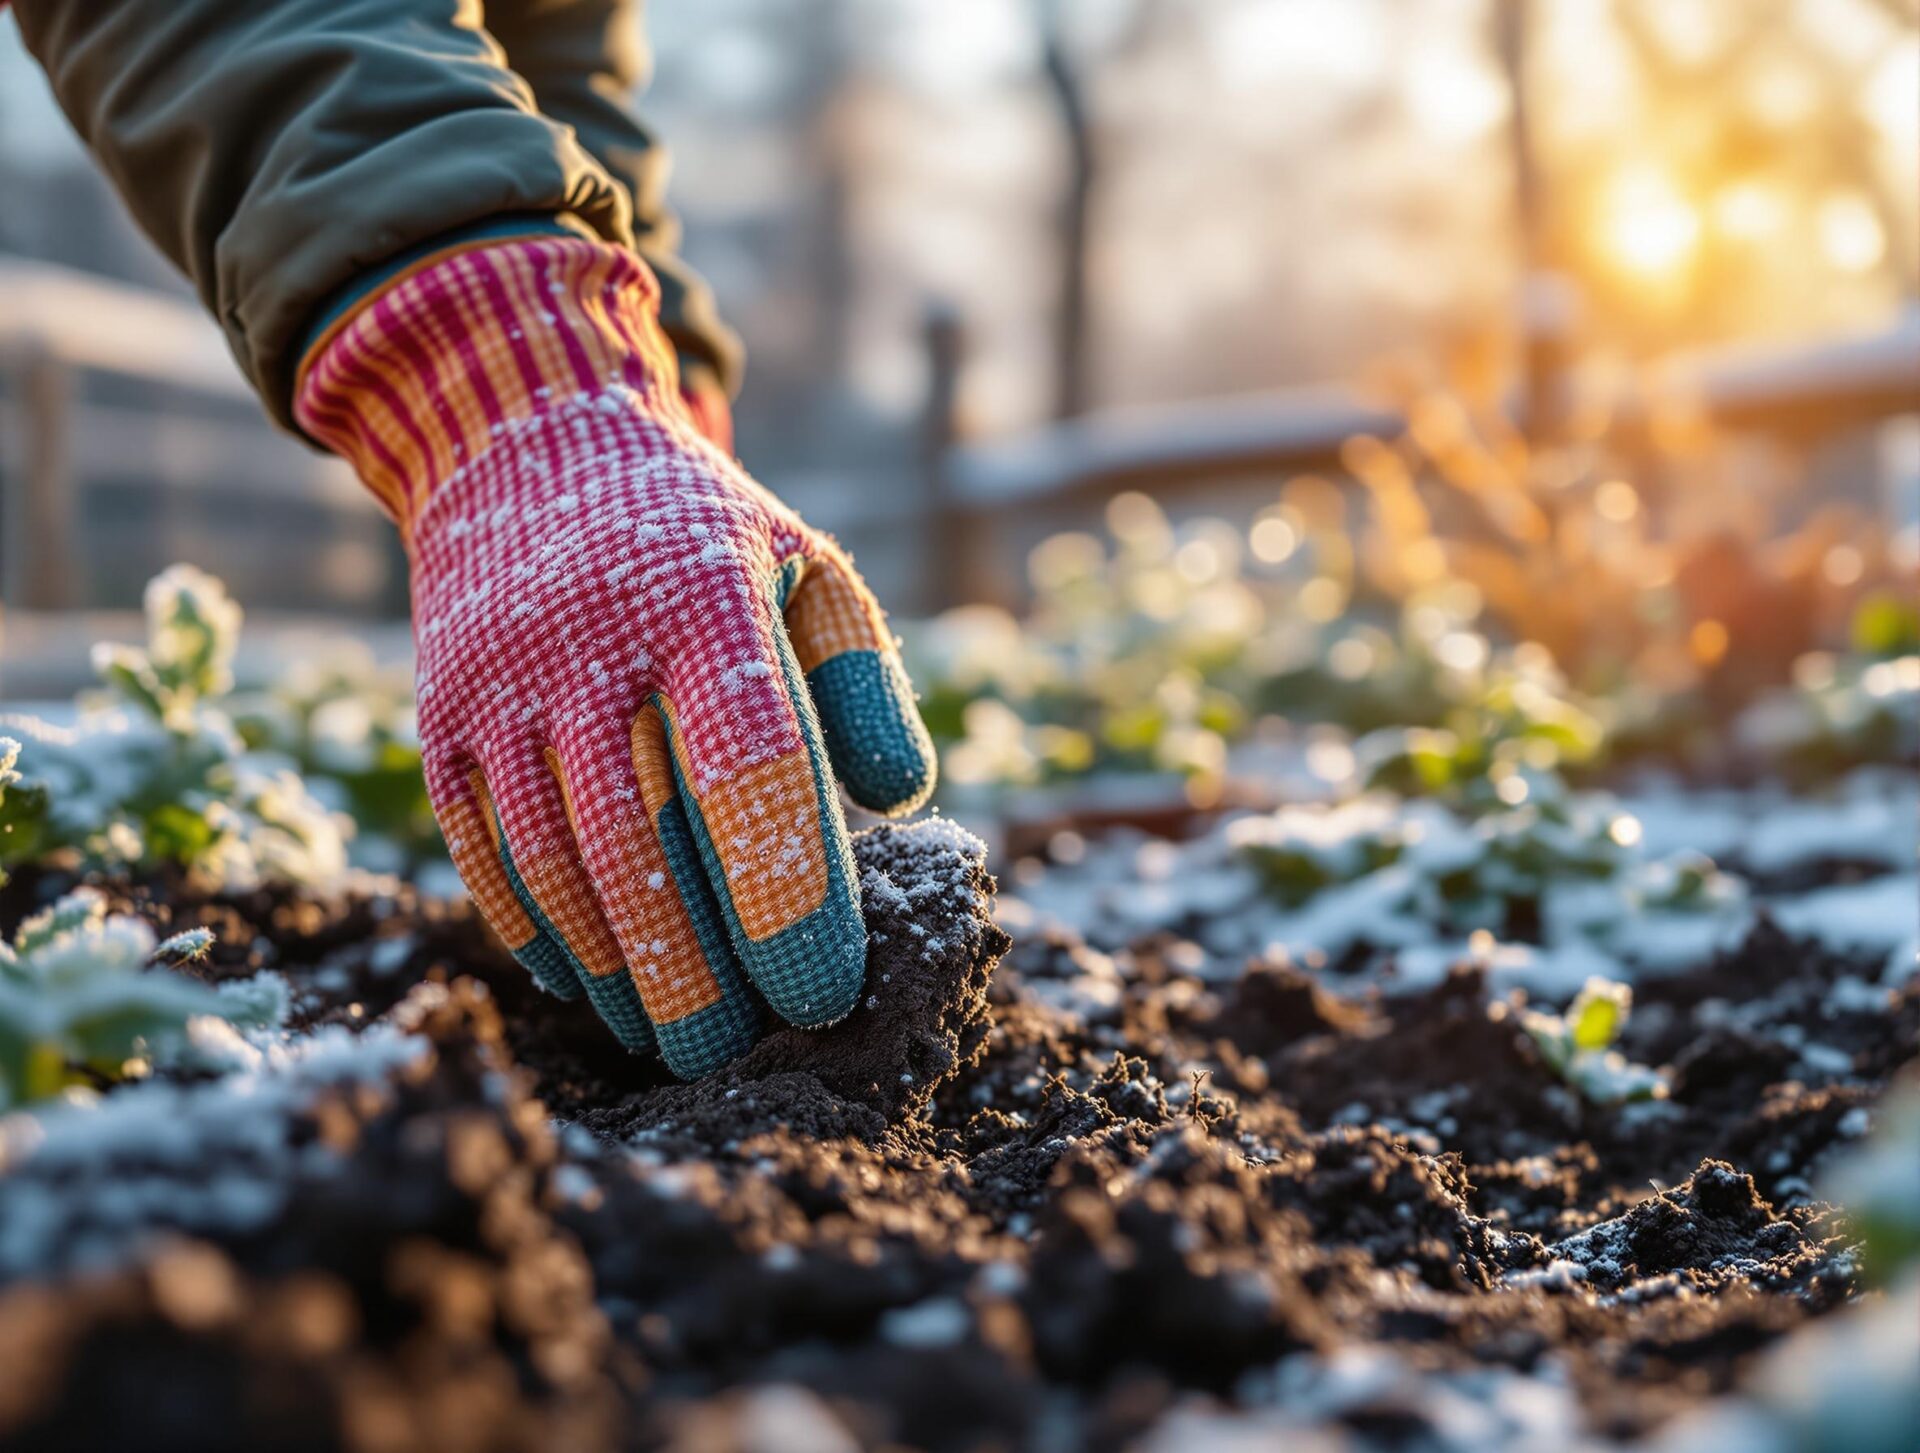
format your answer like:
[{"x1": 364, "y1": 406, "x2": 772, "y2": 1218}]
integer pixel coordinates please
[{"x1": 296, "y1": 237, "x2": 936, "y2": 1077}]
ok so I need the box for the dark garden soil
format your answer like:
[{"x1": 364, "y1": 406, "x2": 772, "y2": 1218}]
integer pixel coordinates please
[{"x1": 0, "y1": 821, "x2": 1910, "y2": 1452}]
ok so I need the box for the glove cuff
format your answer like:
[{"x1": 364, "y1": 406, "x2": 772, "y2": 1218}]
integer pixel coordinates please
[{"x1": 294, "y1": 237, "x2": 693, "y2": 531}]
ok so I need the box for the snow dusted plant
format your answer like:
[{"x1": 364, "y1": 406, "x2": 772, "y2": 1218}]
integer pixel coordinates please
[
  {"x1": 0, "y1": 888, "x2": 276, "y2": 1108},
  {"x1": 1737, "y1": 649, "x2": 1920, "y2": 784},
  {"x1": 904, "y1": 499, "x2": 1265, "y2": 793},
  {"x1": 90, "y1": 562, "x2": 245, "y2": 730},
  {"x1": 0, "y1": 566, "x2": 349, "y2": 890},
  {"x1": 1228, "y1": 796, "x2": 1417, "y2": 907},
  {"x1": 1821, "y1": 1075, "x2": 1920, "y2": 1283},
  {"x1": 0, "y1": 737, "x2": 31, "y2": 874},
  {"x1": 1520, "y1": 977, "x2": 1666, "y2": 1105},
  {"x1": 229, "y1": 641, "x2": 439, "y2": 871},
  {"x1": 1414, "y1": 778, "x2": 1654, "y2": 939},
  {"x1": 1356, "y1": 696, "x2": 1603, "y2": 810},
  {"x1": 1240, "y1": 734, "x2": 1759, "y2": 962},
  {"x1": 1231, "y1": 776, "x2": 1648, "y2": 940}
]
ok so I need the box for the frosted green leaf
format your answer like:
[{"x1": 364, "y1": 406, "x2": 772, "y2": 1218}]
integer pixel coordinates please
[
  {"x1": 0, "y1": 892, "x2": 269, "y2": 1108},
  {"x1": 151, "y1": 928, "x2": 216, "y2": 966},
  {"x1": 0, "y1": 735, "x2": 45, "y2": 883},
  {"x1": 9, "y1": 889, "x2": 109, "y2": 962},
  {"x1": 213, "y1": 972, "x2": 290, "y2": 1030},
  {"x1": 1522, "y1": 982, "x2": 1666, "y2": 1106},
  {"x1": 145, "y1": 564, "x2": 241, "y2": 702},
  {"x1": 91, "y1": 643, "x2": 170, "y2": 724}
]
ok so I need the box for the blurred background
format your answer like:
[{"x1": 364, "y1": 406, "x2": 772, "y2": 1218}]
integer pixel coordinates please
[{"x1": 1, "y1": 0, "x2": 1916, "y2": 844}]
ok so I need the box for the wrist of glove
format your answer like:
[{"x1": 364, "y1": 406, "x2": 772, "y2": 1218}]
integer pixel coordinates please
[{"x1": 295, "y1": 236, "x2": 935, "y2": 1078}]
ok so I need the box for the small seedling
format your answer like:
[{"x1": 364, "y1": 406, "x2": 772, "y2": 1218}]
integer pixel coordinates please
[
  {"x1": 0, "y1": 567, "x2": 349, "y2": 889},
  {"x1": 1520, "y1": 977, "x2": 1667, "y2": 1105},
  {"x1": 1356, "y1": 665, "x2": 1605, "y2": 808},
  {"x1": 0, "y1": 889, "x2": 259, "y2": 1108},
  {"x1": 1631, "y1": 849, "x2": 1744, "y2": 913},
  {"x1": 1230, "y1": 782, "x2": 1655, "y2": 946},
  {"x1": 1737, "y1": 648, "x2": 1920, "y2": 784},
  {"x1": 1415, "y1": 786, "x2": 1632, "y2": 938},
  {"x1": 88, "y1": 564, "x2": 243, "y2": 732}
]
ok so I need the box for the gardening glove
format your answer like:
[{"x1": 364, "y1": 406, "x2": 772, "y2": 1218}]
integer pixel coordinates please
[{"x1": 294, "y1": 236, "x2": 936, "y2": 1078}]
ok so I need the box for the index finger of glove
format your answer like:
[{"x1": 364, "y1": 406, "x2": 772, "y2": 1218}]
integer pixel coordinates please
[{"x1": 782, "y1": 534, "x2": 936, "y2": 817}]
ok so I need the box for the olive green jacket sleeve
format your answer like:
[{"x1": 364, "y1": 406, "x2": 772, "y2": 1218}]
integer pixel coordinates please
[
  {"x1": 481, "y1": 0, "x2": 739, "y2": 404},
  {"x1": 9, "y1": 0, "x2": 742, "y2": 431}
]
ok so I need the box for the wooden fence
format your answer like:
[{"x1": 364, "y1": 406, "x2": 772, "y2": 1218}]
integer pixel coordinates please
[
  {"x1": 927, "y1": 306, "x2": 1920, "y2": 607},
  {"x1": 3, "y1": 253, "x2": 1914, "y2": 623},
  {"x1": 0, "y1": 256, "x2": 395, "y2": 616}
]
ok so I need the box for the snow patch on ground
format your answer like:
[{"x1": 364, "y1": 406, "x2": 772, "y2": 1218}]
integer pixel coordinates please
[
  {"x1": 999, "y1": 769, "x2": 1916, "y2": 1002},
  {"x1": 1138, "y1": 1346, "x2": 1603, "y2": 1453},
  {"x1": 0, "y1": 1007, "x2": 430, "y2": 1280}
]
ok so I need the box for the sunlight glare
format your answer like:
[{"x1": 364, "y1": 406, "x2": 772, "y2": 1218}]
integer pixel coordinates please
[
  {"x1": 1250, "y1": 516, "x2": 1298, "y2": 564},
  {"x1": 1204, "y1": 0, "x2": 1389, "y2": 93},
  {"x1": 1821, "y1": 544, "x2": 1865, "y2": 586},
  {"x1": 1711, "y1": 181, "x2": 1786, "y2": 242},
  {"x1": 1863, "y1": 40, "x2": 1920, "y2": 157},
  {"x1": 1816, "y1": 193, "x2": 1887, "y2": 273},
  {"x1": 1689, "y1": 619, "x2": 1730, "y2": 666},
  {"x1": 877, "y1": 0, "x2": 1035, "y2": 98},
  {"x1": 1637, "y1": 0, "x2": 1728, "y2": 67},
  {"x1": 1404, "y1": 49, "x2": 1510, "y2": 144},
  {"x1": 1595, "y1": 480, "x2": 1640, "y2": 522},
  {"x1": 1602, "y1": 166, "x2": 1701, "y2": 279},
  {"x1": 1743, "y1": 54, "x2": 1821, "y2": 128}
]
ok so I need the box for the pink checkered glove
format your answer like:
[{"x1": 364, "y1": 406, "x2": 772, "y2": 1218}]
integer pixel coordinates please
[{"x1": 295, "y1": 237, "x2": 936, "y2": 1077}]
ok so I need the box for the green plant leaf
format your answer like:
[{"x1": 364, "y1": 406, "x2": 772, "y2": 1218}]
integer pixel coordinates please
[
  {"x1": 151, "y1": 928, "x2": 216, "y2": 966},
  {"x1": 213, "y1": 973, "x2": 290, "y2": 1030},
  {"x1": 65, "y1": 974, "x2": 229, "y2": 1058},
  {"x1": 1851, "y1": 593, "x2": 1920, "y2": 659},
  {"x1": 10, "y1": 890, "x2": 107, "y2": 959},
  {"x1": 1569, "y1": 979, "x2": 1631, "y2": 1051},
  {"x1": 91, "y1": 644, "x2": 171, "y2": 724},
  {"x1": 0, "y1": 737, "x2": 50, "y2": 876},
  {"x1": 142, "y1": 801, "x2": 224, "y2": 868}
]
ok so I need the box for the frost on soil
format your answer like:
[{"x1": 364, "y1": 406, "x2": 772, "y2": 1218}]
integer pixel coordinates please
[{"x1": 0, "y1": 793, "x2": 1910, "y2": 1451}]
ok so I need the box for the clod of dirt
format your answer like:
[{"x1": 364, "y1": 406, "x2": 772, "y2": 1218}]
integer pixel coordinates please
[
  {"x1": 575, "y1": 820, "x2": 1009, "y2": 1148},
  {"x1": 1544, "y1": 1159, "x2": 1843, "y2": 1300},
  {"x1": 1263, "y1": 1125, "x2": 1532, "y2": 1291},
  {"x1": 1210, "y1": 953, "x2": 1374, "y2": 1055}
]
